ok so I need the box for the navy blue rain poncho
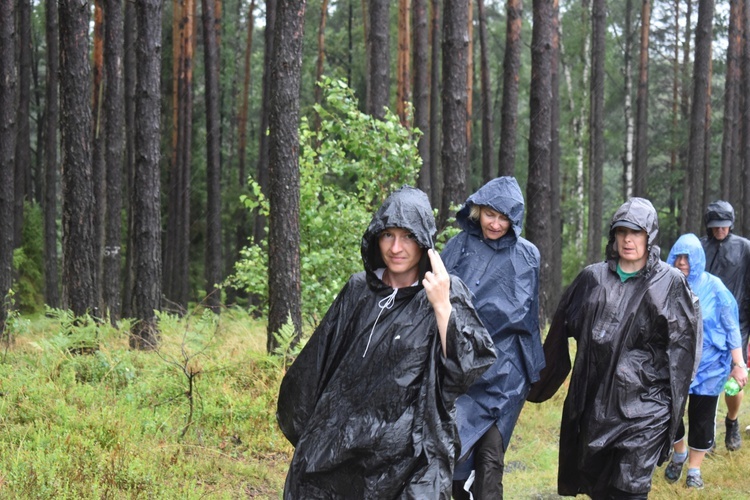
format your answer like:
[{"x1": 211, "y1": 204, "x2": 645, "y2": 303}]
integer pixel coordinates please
[
  {"x1": 276, "y1": 186, "x2": 497, "y2": 499},
  {"x1": 528, "y1": 197, "x2": 700, "y2": 497},
  {"x1": 668, "y1": 233, "x2": 741, "y2": 395},
  {"x1": 441, "y1": 177, "x2": 545, "y2": 468},
  {"x1": 701, "y1": 200, "x2": 750, "y2": 362}
]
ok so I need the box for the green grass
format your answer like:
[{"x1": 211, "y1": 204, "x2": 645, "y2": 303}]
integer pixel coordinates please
[{"x1": 1, "y1": 313, "x2": 749, "y2": 499}]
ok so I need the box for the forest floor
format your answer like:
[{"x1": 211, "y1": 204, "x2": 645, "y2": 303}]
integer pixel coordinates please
[{"x1": 0, "y1": 311, "x2": 748, "y2": 499}]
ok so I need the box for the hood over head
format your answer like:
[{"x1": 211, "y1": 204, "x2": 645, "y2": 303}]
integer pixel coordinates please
[
  {"x1": 361, "y1": 186, "x2": 436, "y2": 280},
  {"x1": 605, "y1": 197, "x2": 659, "y2": 261},
  {"x1": 704, "y1": 200, "x2": 735, "y2": 231},
  {"x1": 455, "y1": 176, "x2": 525, "y2": 240},
  {"x1": 667, "y1": 233, "x2": 705, "y2": 286}
]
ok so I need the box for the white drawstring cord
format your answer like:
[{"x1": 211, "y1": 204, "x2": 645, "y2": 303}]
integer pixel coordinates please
[{"x1": 362, "y1": 288, "x2": 398, "y2": 357}]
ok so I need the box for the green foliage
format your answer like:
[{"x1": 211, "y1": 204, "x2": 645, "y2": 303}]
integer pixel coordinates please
[
  {"x1": 13, "y1": 202, "x2": 45, "y2": 314},
  {"x1": 230, "y1": 78, "x2": 420, "y2": 325}
]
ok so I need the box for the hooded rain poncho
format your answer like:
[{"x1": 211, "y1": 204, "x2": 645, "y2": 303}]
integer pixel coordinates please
[
  {"x1": 668, "y1": 233, "x2": 741, "y2": 395},
  {"x1": 441, "y1": 177, "x2": 545, "y2": 465},
  {"x1": 277, "y1": 186, "x2": 497, "y2": 499},
  {"x1": 527, "y1": 197, "x2": 700, "y2": 497}
]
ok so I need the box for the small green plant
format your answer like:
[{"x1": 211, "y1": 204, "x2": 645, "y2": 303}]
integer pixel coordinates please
[{"x1": 271, "y1": 315, "x2": 306, "y2": 372}]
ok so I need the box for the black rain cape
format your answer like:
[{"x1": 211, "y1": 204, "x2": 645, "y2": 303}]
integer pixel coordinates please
[
  {"x1": 441, "y1": 177, "x2": 545, "y2": 470},
  {"x1": 701, "y1": 200, "x2": 750, "y2": 360},
  {"x1": 528, "y1": 197, "x2": 700, "y2": 497},
  {"x1": 277, "y1": 186, "x2": 496, "y2": 499}
]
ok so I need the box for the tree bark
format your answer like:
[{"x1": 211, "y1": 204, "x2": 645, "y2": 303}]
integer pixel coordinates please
[
  {"x1": 429, "y1": 0, "x2": 441, "y2": 208},
  {"x1": 91, "y1": 0, "x2": 105, "y2": 313},
  {"x1": 0, "y1": 1, "x2": 16, "y2": 334},
  {"x1": 586, "y1": 0, "x2": 605, "y2": 264},
  {"x1": 413, "y1": 0, "x2": 430, "y2": 194},
  {"x1": 439, "y1": 0, "x2": 469, "y2": 229},
  {"x1": 202, "y1": 0, "x2": 223, "y2": 313},
  {"x1": 682, "y1": 0, "x2": 713, "y2": 235},
  {"x1": 632, "y1": 0, "x2": 650, "y2": 198},
  {"x1": 122, "y1": 0, "x2": 137, "y2": 318},
  {"x1": 59, "y1": 0, "x2": 97, "y2": 317},
  {"x1": 477, "y1": 0, "x2": 493, "y2": 184},
  {"x1": 742, "y1": 0, "x2": 750, "y2": 236},
  {"x1": 103, "y1": 0, "x2": 124, "y2": 324},
  {"x1": 549, "y1": 0, "x2": 561, "y2": 322},
  {"x1": 313, "y1": 0, "x2": 329, "y2": 136},
  {"x1": 396, "y1": 0, "x2": 411, "y2": 124},
  {"x1": 44, "y1": 0, "x2": 60, "y2": 309},
  {"x1": 267, "y1": 0, "x2": 307, "y2": 352},
  {"x1": 527, "y1": 0, "x2": 553, "y2": 324},
  {"x1": 722, "y1": 0, "x2": 742, "y2": 216},
  {"x1": 498, "y1": 0, "x2": 522, "y2": 177},
  {"x1": 130, "y1": 0, "x2": 163, "y2": 349},
  {"x1": 14, "y1": 0, "x2": 31, "y2": 250},
  {"x1": 622, "y1": 0, "x2": 634, "y2": 200},
  {"x1": 368, "y1": 0, "x2": 390, "y2": 119}
]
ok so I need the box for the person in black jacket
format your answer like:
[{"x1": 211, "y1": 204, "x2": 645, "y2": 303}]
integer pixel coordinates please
[
  {"x1": 528, "y1": 197, "x2": 700, "y2": 499},
  {"x1": 700, "y1": 200, "x2": 750, "y2": 451},
  {"x1": 276, "y1": 186, "x2": 496, "y2": 499}
]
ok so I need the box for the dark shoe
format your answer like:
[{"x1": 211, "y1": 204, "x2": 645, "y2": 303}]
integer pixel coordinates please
[
  {"x1": 664, "y1": 459, "x2": 684, "y2": 483},
  {"x1": 726, "y1": 417, "x2": 742, "y2": 451},
  {"x1": 686, "y1": 473, "x2": 704, "y2": 489}
]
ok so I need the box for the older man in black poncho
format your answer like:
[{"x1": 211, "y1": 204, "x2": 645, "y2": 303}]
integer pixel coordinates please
[
  {"x1": 529, "y1": 198, "x2": 700, "y2": 499},
  {"x1": 277, "y1": 186, "x2": 496, "y2": 499}
]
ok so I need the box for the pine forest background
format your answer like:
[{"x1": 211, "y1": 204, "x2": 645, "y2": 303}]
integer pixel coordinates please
[{"x1": 0, "y1": 0, "x2": 749, "y2": 348}]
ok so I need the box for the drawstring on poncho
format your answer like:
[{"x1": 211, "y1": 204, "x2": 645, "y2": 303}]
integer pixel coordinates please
[{"x1": 363, "y1": 288, "x2": 398, "y2": 357}]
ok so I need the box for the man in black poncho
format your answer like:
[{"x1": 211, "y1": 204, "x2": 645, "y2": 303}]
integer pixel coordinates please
[
  {"x1": 700, "y1": 200, "x2": 750, "y2": 451},
  {"x1": 528, "y1": 198, "x2": 700, "y2": 499},
  {"x1": 277, "y1": 186, "x2": 496, "y2": 499}
]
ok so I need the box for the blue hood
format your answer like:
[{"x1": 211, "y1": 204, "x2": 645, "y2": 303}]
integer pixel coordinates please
[
  {"x1": 667, "y1": 233, "x2": 705, "y2": 287},
  {"x1": 455, "y1": 176, "x2": 525, "y2": 243}
]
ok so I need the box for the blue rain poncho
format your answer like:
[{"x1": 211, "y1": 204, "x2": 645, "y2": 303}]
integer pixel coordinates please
[
  {"x1": 441, "y1": 177, "x2": 545, "y2": 468},
  {"x1": 277, "y1": 186, "x2": 497, "y2": 499},
  {"x1": 668, "y1": 233, "x2": 741, "y2": 395},
  {"x1": 528, "y1": 198, "x2": 701, "y2": 497}
]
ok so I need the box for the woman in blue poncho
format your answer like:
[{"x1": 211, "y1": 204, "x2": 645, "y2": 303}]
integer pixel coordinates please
[
  {"x1": 442, "y1": 177, "x2": 545, "y2": 499},
  {"x1": 663, "y1": 233, "x2": 747, "y2": 489}
]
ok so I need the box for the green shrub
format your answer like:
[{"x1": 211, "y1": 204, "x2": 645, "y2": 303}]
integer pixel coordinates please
[
  {"x1": 230, "y1": 78, "x2": 421, "y2": 326},
  {"x1": 13, "y1": 201, "x2": 45, "y2": 314}
]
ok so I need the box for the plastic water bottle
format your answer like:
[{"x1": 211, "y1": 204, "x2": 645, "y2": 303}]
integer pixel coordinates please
[{"x1": 725, "y1": 369, "x2": 748, "y2": 396}]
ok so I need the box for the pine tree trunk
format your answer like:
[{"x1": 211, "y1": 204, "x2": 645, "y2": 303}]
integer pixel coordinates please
[
  {"x1": 122, "y1": 0, "x2": 137, "y2": 318},
  {"x1": 103, "y1": 0, "x2": 124, "y2": 324},
  {"x1": 313, "y1": 0, "x2": 329, "y2": 135},
  {"x1": 396, "y1": 0, "x2": 411, "y2": 124},
  {"x1": 498, "y1": 0, "x2": 522, "y2": 177},
  {"x1": 527, "y1": 0, "x2": 553, "y2": 324},
  {"x1": 130, "y1": 0, "x2": 163, "y2": 349},
  {"x1": 549, "y1": 0, "x2": 561, "y2": 322},
  {"x1": 0, "y1": 1, "x2": 16, "y2": 334},
  {"x1": 14, "y1": 0, "x2": 31, "y2": 250},
  {"x1": 622, "y1": 0, "x2": 634, "y2": 200},
  {"x1": 477, "y1": 0, "x2": 493, "y2": 184},
  {"x1": 682, "y1": 0, "x2": 714, "y2": 235},
  {"x1": 742, "y1": 0, "x2": 750, "y2": 236},
  {"x1": 413, "y1": 0, "x2": 430, "y2": 193},
  {"x1": 44, "y1": 0, "x2": 60, "y2": 309},
  {"x1": 91, "y1": 0, "x2": 105, "y2": 314},
  {"x1": 202, "y1": 0, "x2": 223, "y2": 313},
  {"x1": 429, "y1": 0, "x2": 441, "y2": 208},
  {"x1": 267, "y1": 0, "x2": 307, "y2": 352},
  {"x1": 722, "y1": 0, "x2": 742, "y2": 218},
  {"x1": 586, "y1": 0, "x2": 605, "y2": 264},
  {"x1": 439, "y1": 0, "x2": 469, "y2": 229},
  {"x1": 633, "y1": 0, "x2": 650, "y2": 198},
  {"x1": 368, "y1": 0, "x2": 390, "y2": 119}
]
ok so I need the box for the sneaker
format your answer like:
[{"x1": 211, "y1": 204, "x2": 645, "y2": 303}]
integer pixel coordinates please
[
  {"x1": 726, "y1": 417, "x2": 742, "y2": 451},
  {"x1": 686, "y1": 473, "x2": 704, "y2": 489},
  {"x1": 664, "y1": 459, "x2": 685, "y2": 483}
]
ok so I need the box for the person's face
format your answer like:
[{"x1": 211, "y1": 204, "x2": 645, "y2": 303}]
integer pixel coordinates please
[
  {"x1": 712, "y1": 226, "x2": 730, "y2": 241},
  {"x1": 379, "y1": 227, "x2": 423, "y2": 281},
  {"x1": 479, "y1": 207, "x2": 511, "y2": 240},
  {"x1": 615, "y1": 227, "x2": 648, "y2": 269},
  {"x1": 674, "y1": 254, "x2": 690, "y2": 277}
]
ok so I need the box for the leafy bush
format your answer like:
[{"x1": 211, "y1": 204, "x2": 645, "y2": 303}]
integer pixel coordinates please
[{"x1": 230, "y1": 78, "x2": 421, "y2": 325}]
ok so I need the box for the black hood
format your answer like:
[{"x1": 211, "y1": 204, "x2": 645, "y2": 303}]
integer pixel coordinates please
[
  {"x1": 704, "y1": 200, "x2": 735, "y2": 233},
  {"x1": 361, "y1": 186, "x2": 436, "y2": 282},
  {"x1": 605, "y1": 197, "x2": 659, "y2": 263}
]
